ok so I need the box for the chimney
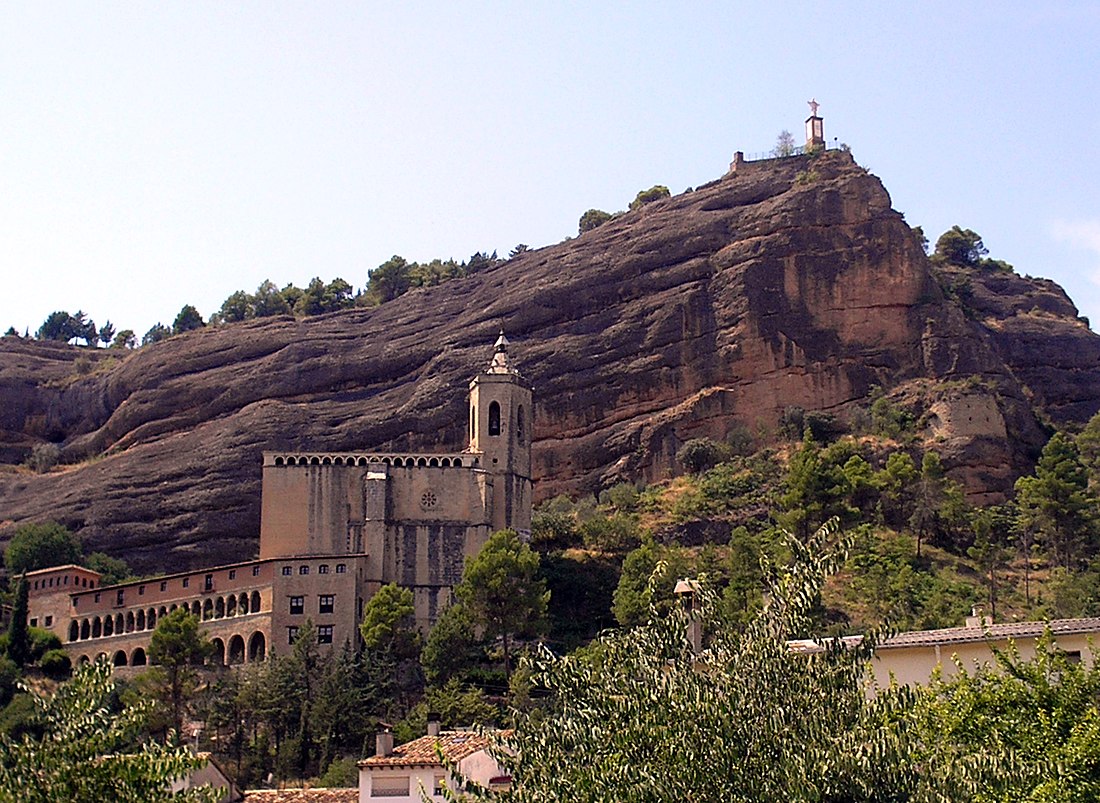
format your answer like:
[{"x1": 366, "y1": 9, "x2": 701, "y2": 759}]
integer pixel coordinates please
[
  {"x1": 375, "y1": 728, "x2": 394, "y2": 757},
  {"x1": 426, "y1": 713, "x2": 441, "y2": 738}
]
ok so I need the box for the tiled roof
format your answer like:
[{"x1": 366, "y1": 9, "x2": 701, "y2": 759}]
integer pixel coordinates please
[
  {"x1": 878, "y1": 617, "x2": 1100, "y2": 649},
  {"x1": 242, "y1": 789, "x2": 356, "y2": 803},
  {"x1": 359, "y1": 730, "x2": 494, "y2": 768}
]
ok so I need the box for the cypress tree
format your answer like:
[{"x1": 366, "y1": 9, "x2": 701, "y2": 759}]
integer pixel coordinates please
[{"x1": 7, "y1": 573, "x2": 30, "y2": 667}]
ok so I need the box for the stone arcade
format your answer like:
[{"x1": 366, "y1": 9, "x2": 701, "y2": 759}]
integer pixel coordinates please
[{"x1": 25, "y1": 335, "x2": 533, "y2": 669}]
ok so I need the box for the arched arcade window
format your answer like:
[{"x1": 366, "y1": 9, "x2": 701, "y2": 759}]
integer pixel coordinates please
[{"x1": 489, "y1": 401, "x2": 501, "y2": 436}]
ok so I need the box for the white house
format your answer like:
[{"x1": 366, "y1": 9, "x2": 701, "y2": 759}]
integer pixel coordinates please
[
  {"x1": 789, "y1": 613, "x2": 1100, "y2": 688},
  {"x1": 357, "y1": 725, "x2": 510, "y2": 802}
]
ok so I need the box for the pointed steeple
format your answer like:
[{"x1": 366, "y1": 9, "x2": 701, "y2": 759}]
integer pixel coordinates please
[{"x1": 488, "y1": 329, "x2": 516, "y2": 375}]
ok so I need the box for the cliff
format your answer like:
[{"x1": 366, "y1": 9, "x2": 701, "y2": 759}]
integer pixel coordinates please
[{"x1": 2, "y1": 150, "x2": 1098, "y2": 571}]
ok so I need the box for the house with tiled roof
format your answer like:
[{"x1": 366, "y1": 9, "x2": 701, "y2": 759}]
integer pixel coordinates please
[
  {"x1": 789, "y1": 611, "x2": 1100, "y2": 688},
  {"x1": 357, "y1": 722, "x2": 510, "y2": 802},
  {"x1": 242, "y1": 789, "x2": 357, "y2": 803}
]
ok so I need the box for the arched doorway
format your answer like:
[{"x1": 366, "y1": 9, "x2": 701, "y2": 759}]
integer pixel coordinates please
[
  {"x1": 131, "y1": 647, "x2": 147, "y2": 666},
  {"x1": 211, "y1": 638, "x2": 226, "y2": 667},
  {"x1": 248, "y1": 631, "x2": 266, "y2": 662},
  {"x1": 228, "y1": 635, "x2": 245, "y2": 665},
  {"x1": 112, "y1": 650, "x2": 127, "y2": 667}
]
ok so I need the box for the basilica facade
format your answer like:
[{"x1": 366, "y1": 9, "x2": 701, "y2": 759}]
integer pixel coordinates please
[{"x1": 26, "y1": 334, "x2": 532, "y2": 669}]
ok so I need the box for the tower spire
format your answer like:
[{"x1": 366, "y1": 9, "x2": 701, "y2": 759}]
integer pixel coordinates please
[{"x1": 488, "y1": 329, "x2": 516, "y2": 374}]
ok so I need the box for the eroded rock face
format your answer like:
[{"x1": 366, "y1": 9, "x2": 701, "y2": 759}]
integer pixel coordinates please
[{"x1": 1, "y1": 150, "x2": 1097, "y2": 571}]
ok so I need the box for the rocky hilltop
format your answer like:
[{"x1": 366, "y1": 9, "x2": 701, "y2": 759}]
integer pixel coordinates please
[{"x1": 2, "y1": 150, "x2": 1098, "y2": 572}]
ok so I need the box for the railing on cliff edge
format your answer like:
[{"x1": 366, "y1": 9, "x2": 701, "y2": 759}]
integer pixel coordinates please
[{"x1": 738, "y1": 141, "x2": 836, "y2": 163}]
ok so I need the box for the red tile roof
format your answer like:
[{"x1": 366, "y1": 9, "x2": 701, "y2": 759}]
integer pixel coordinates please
[
  {"x1": 359, "y1": 730, "x2": 495, "y2": 768},
  {"x1": 242, "y1": 789, "x2": 356, "y2": 803}
]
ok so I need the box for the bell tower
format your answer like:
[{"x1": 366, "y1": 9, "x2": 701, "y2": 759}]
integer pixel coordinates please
[{"x1": 467, "y1": 332, "x2": 533, "y2": 534}]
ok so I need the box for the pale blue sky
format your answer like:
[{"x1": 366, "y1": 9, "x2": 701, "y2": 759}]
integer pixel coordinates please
[{"x1": 3, "y1": 2, "x2": 1099, "y2": 340}]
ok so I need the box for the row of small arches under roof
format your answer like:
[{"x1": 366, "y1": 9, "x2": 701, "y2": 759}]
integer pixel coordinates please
[{"x1": 272, "y1": 454, "x2": 474, "y2": 468}]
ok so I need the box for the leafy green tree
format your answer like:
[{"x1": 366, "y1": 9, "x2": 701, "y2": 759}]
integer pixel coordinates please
[
  {"x1": 142, "y1": 322, "x2": 171, "y2": 345},
  {"x1": 772, "y1": 129, "x2": 796, "y2": 157},
  {"x1": 0, "y1": 659, "x2": 219, "y2": 802},
  {"x1": 215, "y1": 290, "x2": 253, "y2": 323},
  {"x1": 676, "y1": 437, "x2": 729, "y2": 474},
  {"x1": 252, "y1": 280, "x2": 291, "y2": 318},
  {"x1": 278, "y1": 283, "x2": 305, "y2": 312},
  {"x1": 294, "y1": 277, "x2": 329, "y2": 316},
  {"x1": 110, "y1": 328, "x2": 136, "y2": 349},
  {"x1": 397, "y1": 678, "x2": 497, "y2": 742},
  {"x1": 910, "y1": 633, "x2": 1100, "y2": 800},
  {"x1": 360, "y1": 583, "x2": 421, "y2": 660},
  {"x1": 967, "y1": 506, "x2": 1013, "y2": 618},
  {"x1": 96, "y1": 320, "x2": 115, "y2": 347},
  {"x1": 611, "y1": 538, "x2": 690, "y2": 627},
  {"x1": 456, "y1": 530, "x2": 549, "y2": 676},
  {"x1": 366, "y1": 256, "x2": 413, "y2": 304},
  {"x1": 68, "y1": 311, "x2": 97, "y2": 346},
  {"x1": 578, "y1": 209, "x2": 612, "y2": 234},
  {"x1": 172, "y1": 304, "x2": 205, "y2": 334},
  {"x1": 470, "y1": 521, "x2": 927, "y2": 802},
  {"x1": 878, "y1": 451, "x2": 919, "y2": 528},
  {"x1": 25, "y1": 442, "x2": 60, "y2": 473},
  {"x1": 1015, "y1": 432, "x2": 1097, "y2": 569},
  {"x1": 933, "y1": 226, "x2": 987, "y2": 267},
  {"x1": 465, "y1": 251, "x2": 497, "y2": 274},
  {"x1": 1076, "y1": 411, "x2": 1100, "y2": 489},
  {"x1": 147, "y1": 607, "x2": 213, "y2": 737},
  {"x1": 421, "y1": 602, "x2": 482, "y2": 687},
  {"x1": 628, "y1": 185, "x2": 670, "y2": 211},
  {"x1": 84, "y1": 552, "x2": 134, "y2": 586},
  {"x1": 4, "y1": 522, "x2": 81, "y2": 575},
  {"x1": 6, "y1": 576, "x2": 30, "y2": 668},
  {"x1": 36, "y1": 311, "x2": 77, "y2": 342},
  {"x1": 909, "y1": 451, "x2": 968, "y2": 556},
  {"x1": 529, "y1": 507, "x2": 579, "y2": 552},
  {"x1": 310, "y1": 644, "x2": 370, "y2": 775}
]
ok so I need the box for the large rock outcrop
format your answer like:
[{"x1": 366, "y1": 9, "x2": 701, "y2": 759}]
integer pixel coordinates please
[{"x1": 2, "y1": 150, "x2": 1097, "y2": 571}]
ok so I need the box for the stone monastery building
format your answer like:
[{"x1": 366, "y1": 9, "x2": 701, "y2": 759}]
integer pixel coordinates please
[{"x1": 26, "y1": 335, "x2": 533, "y2": 669}]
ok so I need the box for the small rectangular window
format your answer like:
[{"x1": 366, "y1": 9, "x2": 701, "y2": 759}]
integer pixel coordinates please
[
  {"x1": 282, "y1": 566, "x2": 292, "y2": 576},
  {"x1": 372, "y1": 776, "x2": 409, "y2": 797},
  {"x1": 434, "y1": 776, "x2": 447, "y2": 796},
  {"x1": 299, "y1": 565, "x2": 310, "y2": 575},
  {"x1": 44, "y1": 615, "x2": 53, "y2": 627},
  {"x1": 94, "y1": 592, "x2": 101, "y2": 603},
  {"x1": 182, "y1": 578, "x2": 189, "y2": 588},
  {"x1": 290, "y1": 596, "x2": 304, "y2": 615},
  {"x1": 116, "y1": 589, "x2": 124, "y2": 606},
  {"x1": 204, "y1": 574, "x2": 214, "y2": 591},
  {"x1": 253, "y1": 565, "x2": 261, "y2": 576},
  {"x1": 317, "y1": 625, "x2": 333, "y2": 644},
  {"x1": 336, "y1": 563, "x2": 347, "y2": 574},
  {"x1": 288, "y1": 626, "x2": 299, "y2": 644},
  {"x1": 318, "y1": 564, "x2": 329, "y2": 574},
  {"x1": 229, "y1": 569, "x2": 237, "y2": 580},
  {"x1": 29, "y1": 618, "x2": 38, "y2": 627},
  {"x1": 64, "y1": 576, "x2": 69, "y2": 585},
  {"x1": 139, "y1": 585, "x2": 145, "y2": 596},
  {"x1": 160, "y1": 581, "x2": 167, "y2": 592},
  {"x1": 319, "y1": 595, "x2": 334, "y2": 614}
]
